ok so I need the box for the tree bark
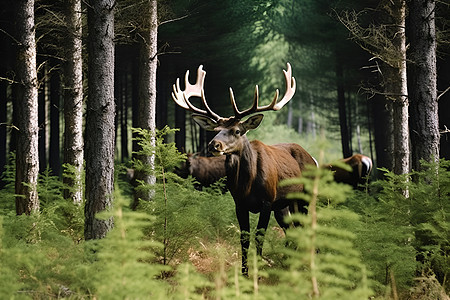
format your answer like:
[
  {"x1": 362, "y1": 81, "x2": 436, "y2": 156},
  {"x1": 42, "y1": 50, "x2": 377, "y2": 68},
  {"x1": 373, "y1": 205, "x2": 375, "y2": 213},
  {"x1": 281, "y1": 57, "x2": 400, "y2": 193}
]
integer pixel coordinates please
[
  {"x1": 14, "y1": 0, "x2": 40, "y2": 215},
  {"x1": 378, "y1": 0, "x2": 410, "y2": 176},
  {"x1": 336, "y1": 58, "x2": 352, "y2": 158},
  {"x1": 0, "y1": 74, "x2": 7, "y2": 184},
  {"x1": 120, "y1": 74, "x2": 129, "y2": 161},
  {"x1": 49, "y1": 67, "x2": 61, "y2": 176},
  {"x1": 38, "y1": 63, "x2": 47, "y2": 173},
  {"x1": 407, "y1": 0, "x2": 439, "y2": 171},
  {"x1": 389, "y1": 0, "x2": 409, "y2": 176},
  {"x1": 84, "y1": 0, "x2": 115, "y2": 239},
  {"x1": 63, "y1": 0, "x2": 84, "y2": 204},
  {"x1": 372, "y1": 94, "x2": 394, "y2": 171},
  {"x1": 132, "y1": 0, "x2": 158, "y2": 208}
]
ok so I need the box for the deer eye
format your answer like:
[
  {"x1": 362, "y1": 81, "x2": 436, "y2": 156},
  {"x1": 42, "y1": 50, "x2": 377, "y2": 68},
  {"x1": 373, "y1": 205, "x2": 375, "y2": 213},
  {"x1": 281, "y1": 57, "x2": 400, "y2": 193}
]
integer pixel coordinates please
[{"x1": 234, "y1": 129, "x2": 240, "y2": 135}]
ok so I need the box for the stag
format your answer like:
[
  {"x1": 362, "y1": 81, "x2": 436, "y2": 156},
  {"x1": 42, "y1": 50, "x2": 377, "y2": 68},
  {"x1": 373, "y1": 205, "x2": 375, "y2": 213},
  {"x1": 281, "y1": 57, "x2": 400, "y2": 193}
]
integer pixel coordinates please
[
  {"x1": 172, "y1": 63, "x2": 317, "y2": 275},
  {"x1": 327, "y1": 154, "x2": 373, "y2": 188}
]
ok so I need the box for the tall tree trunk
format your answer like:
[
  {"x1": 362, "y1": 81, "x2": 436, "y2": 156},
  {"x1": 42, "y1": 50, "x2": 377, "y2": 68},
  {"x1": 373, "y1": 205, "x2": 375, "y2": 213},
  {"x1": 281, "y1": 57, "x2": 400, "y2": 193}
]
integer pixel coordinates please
[
  {"x1": 132, "y1": 0, "x2": 157, "y2": 208},
  {"x1": 0, "y1": 5, "x2": 13, "y2": 184},
  {"x1": 175, "y1": 106, "x2": 186, "y2": 152},
  {"x1": 287, "y1": 101, "x2": 293, "y2": 128},
  {"x1": 121, "y1": 73, "x2": 129, "y2": 161},
  {"x1": 49, "y1": 67, "x2": 61, "y2": 176},
  {"x1": 372, "y1": 94, "x2": 394, "y2": 171},
  {"x1": 84, "y1": 0, "x2": 115, "y2": 239},
  {"x1": 131, "y1": 52, "x2": 139, "y2": 155},
  {"x1": 407, "y1": 0, "x2": 439, "y2": 171},
  {"x1": 156, "y1": 55, "x2": 168, "y2": 131},
  {"x1": 336, "y1": 57, "x2": 352, "y2": 158},
  {"x1": 0, "y1": 76, "x2": 7, "y2": 184},
  {"x1": 388, "y1": 0, "x2": 409, "y2": 176},
  {"x1": 38, "y1": 63, "x2": 47, "y2": 172},
  {"x1": 63, "y1": 0, "x2": 84, "y2": 204},
  {"x1": 14, "y1": 0, "x2": 39, "y2": 215}
]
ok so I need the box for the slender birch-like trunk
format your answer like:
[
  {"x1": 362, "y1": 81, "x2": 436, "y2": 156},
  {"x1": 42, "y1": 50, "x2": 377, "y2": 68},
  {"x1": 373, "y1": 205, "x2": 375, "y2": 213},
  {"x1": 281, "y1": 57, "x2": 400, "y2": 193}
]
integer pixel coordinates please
[
  {"x1": 62, "y1": 0, "x2": 84, "y2": 204},
  {"x1": 15, "y1": 0, "x2": 40, "y2": 215}
]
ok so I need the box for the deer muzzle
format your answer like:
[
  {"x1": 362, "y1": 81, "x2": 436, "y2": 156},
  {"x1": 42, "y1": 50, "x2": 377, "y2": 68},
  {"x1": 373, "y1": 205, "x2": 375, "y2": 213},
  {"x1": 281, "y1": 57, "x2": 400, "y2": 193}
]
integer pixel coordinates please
[{"x1": 208, "y1": 139, "x2": 225, "y2": 156}]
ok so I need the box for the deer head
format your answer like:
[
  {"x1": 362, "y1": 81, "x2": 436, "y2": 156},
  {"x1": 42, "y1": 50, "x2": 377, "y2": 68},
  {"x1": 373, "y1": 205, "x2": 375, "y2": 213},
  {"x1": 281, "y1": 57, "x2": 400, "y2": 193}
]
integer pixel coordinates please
[{"x1": 171, "y1": 63, "x2": 296, "y2": 156}]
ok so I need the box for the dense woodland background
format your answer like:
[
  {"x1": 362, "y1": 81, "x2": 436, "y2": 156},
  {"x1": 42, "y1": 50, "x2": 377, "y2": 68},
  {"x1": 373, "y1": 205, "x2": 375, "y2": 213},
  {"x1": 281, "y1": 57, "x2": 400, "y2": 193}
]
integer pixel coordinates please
[{"x1": 0, "y1": 0, "x2": 449, "y2": 299}]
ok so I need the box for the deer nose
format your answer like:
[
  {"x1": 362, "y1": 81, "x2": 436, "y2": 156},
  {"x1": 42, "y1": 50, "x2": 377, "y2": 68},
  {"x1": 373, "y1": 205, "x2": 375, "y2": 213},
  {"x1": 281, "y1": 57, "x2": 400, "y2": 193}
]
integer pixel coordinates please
[{"x1": 208, "y1": 140, "x2": 222, "y2": 153}]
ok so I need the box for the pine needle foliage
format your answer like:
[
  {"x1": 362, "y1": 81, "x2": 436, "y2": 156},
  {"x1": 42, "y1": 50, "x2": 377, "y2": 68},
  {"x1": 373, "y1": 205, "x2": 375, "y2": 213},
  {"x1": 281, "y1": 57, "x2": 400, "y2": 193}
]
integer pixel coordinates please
[
  {"x1": 346, "y1": 170, "x2": 417, "y2": 294},
  {"x1": 131, "y1": 126, "x2": 186, "y2": 179},
  {"x1": 0, "y1": 153, "x2": 16, "y2": 213},
  {"x1": 410, "y1": 159, "x2": 449, "y2": 291},
  {"x1": 38, "y1": 166, "x2": 65, "y2": 208},
  {"x1": 62, "y1": 162, "x2": 85, "y2": 203},
  {"x1": 274, "y1": 155, "x2": 373, "y2": 299},
  {"x1": 0, "y1": 200, "x2": 87, "y2": 298},
  {"x1": 346, "y1": 159, "x2": 449, "y2": 296},
  {"x1": 89, "y1": 189, "x2": 170, "y2": 299},
  {"x1": 0, "y1": 134, "x2": 447, "y2": 298},
  {"x1": 131, "y1": 126, "x2": 238, "y2": 267}
]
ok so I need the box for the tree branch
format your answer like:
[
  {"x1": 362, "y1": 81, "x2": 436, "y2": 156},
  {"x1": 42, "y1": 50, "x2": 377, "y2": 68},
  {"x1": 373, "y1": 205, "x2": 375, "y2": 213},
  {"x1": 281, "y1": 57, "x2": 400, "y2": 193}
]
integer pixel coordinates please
[
  {"x1": 0, "y1": 28, "x2": 20, "y2": 45},
  {"x1": 0, "y1": 76, "x2": 19, "y2": 84},
  {"x1": 437, "y1": 86, "x2": 450, "y2": 101},
  {"x1": 158, "y1": 14, "x2": 189, "y2": 27}
]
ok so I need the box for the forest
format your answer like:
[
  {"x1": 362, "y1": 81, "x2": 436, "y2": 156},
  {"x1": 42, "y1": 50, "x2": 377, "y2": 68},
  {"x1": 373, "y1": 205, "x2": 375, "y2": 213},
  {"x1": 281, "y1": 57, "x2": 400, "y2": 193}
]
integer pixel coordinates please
[{"x1": 0, "y1": 0, "x2": 449, "y2": 299}]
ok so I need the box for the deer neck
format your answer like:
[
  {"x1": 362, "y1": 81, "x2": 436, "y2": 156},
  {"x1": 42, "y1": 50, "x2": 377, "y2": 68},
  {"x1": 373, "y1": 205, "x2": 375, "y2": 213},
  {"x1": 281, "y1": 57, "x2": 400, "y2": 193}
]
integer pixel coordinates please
[{"x1": 225, "y1": 138, "x2": 257, "y2": 196}]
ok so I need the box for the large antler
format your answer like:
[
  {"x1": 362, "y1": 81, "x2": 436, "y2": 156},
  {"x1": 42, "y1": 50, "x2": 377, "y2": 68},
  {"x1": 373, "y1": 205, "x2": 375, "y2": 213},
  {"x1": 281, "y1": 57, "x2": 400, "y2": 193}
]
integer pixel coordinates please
[
  {"x1": 171, "y1": 65, "x2": 221, "y2": 120},
  {"x1": 230, "y1": 63, "x2": 296, "y2": 119}
]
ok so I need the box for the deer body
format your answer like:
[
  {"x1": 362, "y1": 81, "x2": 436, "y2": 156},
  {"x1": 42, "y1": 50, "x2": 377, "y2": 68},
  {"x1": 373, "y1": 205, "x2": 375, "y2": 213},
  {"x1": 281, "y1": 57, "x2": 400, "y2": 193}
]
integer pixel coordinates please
[
  {"x1": 225, "y1": 141, "x2": 314, "y2": 210},
  {"x1": 328, "y1": 154, "x2": 372, "y2": 187},
  {"x1": 171, "y1": 63, "x2": 316, "y2": 275},
  {"x1": 206, "y1": 122, "x2": 316, "y2": 274},
  {"x1": 176, "y1": 153, "x2": 226, "y2": 189}
]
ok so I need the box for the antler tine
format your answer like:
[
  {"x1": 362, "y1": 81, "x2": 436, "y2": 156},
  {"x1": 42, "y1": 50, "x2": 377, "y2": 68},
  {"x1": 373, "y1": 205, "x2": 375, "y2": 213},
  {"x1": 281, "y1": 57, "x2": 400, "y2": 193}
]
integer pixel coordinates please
[
  {"x1": 171, "y1": 65, "x2": 221, "y2": 120},
  {"x1": 272, "y1": 62, "x2": 296, "y2": 111},
  {"x1": 229, "y1": 63, "x2": 296, "y2": 119},
  {"x1": 229, "y1": 87, "x2": 240, "y2": 116},
  {"x1": 229, "y1": 85, "x2": 259, "y2": 118}
]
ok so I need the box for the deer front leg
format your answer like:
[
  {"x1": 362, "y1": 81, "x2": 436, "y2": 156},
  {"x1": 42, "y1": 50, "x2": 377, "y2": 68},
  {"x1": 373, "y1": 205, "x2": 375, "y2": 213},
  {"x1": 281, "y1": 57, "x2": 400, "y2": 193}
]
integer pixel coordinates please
[
  {"x1": 236, "y1": 206, "x2": 250, "y2": 276},
  {"x1": 255, "y1": 203, "x2": 271, "y2": 256}
]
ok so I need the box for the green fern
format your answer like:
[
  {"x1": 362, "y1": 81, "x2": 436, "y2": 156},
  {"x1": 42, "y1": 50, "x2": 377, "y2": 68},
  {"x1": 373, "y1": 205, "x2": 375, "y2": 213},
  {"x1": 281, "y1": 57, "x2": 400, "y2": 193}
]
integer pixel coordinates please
[
  {"x1": 275, "y1": 160, "x2": 372, "y2": 299},
  {"x1": 91, "y1": 189, "x2": 170, "y2": 299}
]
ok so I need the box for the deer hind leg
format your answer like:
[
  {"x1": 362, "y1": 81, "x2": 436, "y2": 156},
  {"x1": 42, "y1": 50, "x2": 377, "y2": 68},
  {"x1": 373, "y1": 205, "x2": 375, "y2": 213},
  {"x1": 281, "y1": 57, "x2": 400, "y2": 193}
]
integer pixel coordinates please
[
  {"x1": 275, "y1": 207, "x2": 300, "y2": 251},
  {"x1": 274, "y1": 207, "x2": 291, "y2": 231}
]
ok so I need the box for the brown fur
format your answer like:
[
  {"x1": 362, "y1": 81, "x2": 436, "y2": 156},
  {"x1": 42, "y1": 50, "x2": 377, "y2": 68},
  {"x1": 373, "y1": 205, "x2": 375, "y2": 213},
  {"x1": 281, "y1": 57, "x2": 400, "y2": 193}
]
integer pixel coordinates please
[
  {"x1": 187, "y1": 154, "x2": 226, "y2": 187},
  {"x1": 207, "y1": 117, "x2": 317, "y2": 275},
  {"x1": 175, "y1": 154, "x2": 226, "y2": 189},
  {"x1": 327, "y1": 154, "x2": 373, "y2": 187}
]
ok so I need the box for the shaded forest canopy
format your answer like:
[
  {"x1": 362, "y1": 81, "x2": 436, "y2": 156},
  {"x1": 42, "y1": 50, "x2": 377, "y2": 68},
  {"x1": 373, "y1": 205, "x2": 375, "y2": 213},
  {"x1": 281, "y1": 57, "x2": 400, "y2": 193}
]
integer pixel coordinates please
[
  {"x1": 1, "y1": 0, "x2": 449, "y2": 172},
  {"x1": 0, "y1": 0, "x2": 449, "y2": 298}
]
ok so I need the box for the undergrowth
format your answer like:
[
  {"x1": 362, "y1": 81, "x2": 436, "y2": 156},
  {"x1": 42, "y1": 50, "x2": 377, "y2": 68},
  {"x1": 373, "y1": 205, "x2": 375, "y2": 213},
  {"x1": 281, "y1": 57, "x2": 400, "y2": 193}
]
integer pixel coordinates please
[{"x1": 0, "y1": 128, "x2": 448, "y2": 299}]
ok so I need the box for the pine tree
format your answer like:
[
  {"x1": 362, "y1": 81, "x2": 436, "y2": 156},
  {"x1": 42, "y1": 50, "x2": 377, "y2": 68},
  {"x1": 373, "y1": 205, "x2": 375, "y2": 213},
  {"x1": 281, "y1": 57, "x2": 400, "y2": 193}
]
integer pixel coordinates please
[
  {"x1": 132, "y1": 0, "x2": 158, "y2": 207},
  {"x1": 14, "y1": 0, "x2": 40, "y2": 215},
  {"x1": 408, "y1": 0, "x2": 440, "y2": 172},
  {"x1": 62, "y1": 0, "x2": 84, "y2": 204},
  {"x1": 84, "y1": 0, "x2": 116, "y2": 239}
]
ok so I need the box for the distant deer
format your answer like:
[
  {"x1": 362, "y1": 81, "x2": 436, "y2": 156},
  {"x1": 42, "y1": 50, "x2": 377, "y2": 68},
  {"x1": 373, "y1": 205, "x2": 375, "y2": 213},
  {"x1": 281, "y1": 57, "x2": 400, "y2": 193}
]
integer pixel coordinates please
[
  {"x1": 172, "y1": 63, "x2": 317, "y2": 275},
  {"x1": 327, "y1": 154, "x2": 373, "y2": 188},
  {"x1": 175, "y1": 153, "x2": 227, "y2": 190}
]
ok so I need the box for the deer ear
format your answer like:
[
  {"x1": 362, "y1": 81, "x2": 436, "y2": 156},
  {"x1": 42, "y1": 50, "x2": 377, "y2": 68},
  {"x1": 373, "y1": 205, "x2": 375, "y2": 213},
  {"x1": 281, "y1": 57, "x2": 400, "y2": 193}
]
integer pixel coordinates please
[
  {"x1": 192, "y1": 115, "x2": 218, "y2": 131},
  {"x1": 242, "y1": 114, "x2": 264, "y2": 132}
]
